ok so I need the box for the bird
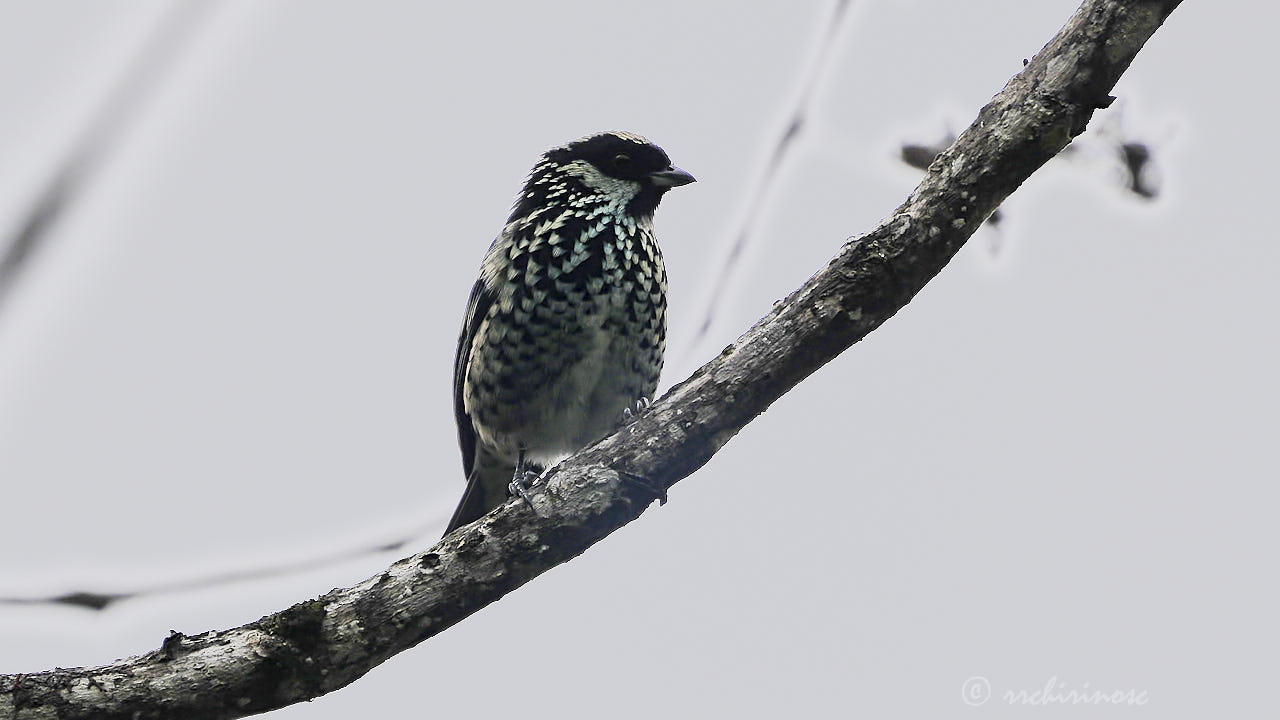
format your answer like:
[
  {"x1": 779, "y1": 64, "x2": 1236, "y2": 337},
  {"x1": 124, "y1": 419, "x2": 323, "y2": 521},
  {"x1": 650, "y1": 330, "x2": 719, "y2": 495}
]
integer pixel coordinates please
[{"x1": 444, "y1": 131, "x2": 695, "y2": 536}]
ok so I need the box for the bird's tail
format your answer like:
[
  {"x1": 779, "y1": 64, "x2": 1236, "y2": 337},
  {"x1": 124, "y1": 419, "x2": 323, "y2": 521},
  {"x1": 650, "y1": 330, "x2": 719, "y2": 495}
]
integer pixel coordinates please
[{"x1": 443, "y1": 449, "x2": 511, "y2": 536}]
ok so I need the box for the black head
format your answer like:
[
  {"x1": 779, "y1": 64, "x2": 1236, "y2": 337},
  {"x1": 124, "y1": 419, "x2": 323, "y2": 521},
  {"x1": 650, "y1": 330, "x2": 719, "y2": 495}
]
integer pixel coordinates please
[
  {"x1": 513, "y1": 131, "x2": 694, "y2": 221},
  {"x1": 552, "y1": 131, "x2": 677, "y2": 181}
]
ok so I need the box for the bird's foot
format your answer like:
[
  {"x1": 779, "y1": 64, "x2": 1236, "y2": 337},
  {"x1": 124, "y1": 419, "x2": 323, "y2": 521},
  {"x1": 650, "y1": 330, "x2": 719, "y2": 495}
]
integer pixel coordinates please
[
  {"x1": 508, "y1": 469, "x2": 539, "y2": 509},
  {"x1": 621, "y1": 397, "x2": 652, "y2": 425}
]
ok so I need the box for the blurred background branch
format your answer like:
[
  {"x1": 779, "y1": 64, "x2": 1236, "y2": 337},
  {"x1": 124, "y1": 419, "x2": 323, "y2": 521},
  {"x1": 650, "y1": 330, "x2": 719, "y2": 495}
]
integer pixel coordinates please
[
  {"x1": 0, "y1": 2, "x2": 214, "y2": 314},
  {"x1": 680, "y1": 0, "x2": 853, "y2": 366},
  {"x1": 0, "y1": 518, "x2": 435, "y2": 611}
]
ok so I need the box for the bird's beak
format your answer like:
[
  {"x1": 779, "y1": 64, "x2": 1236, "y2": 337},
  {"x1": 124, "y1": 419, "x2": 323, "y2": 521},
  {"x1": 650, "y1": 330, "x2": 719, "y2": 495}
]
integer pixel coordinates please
[{"x1": 648, "y1": 166, "x2": 696, "y2": 188}]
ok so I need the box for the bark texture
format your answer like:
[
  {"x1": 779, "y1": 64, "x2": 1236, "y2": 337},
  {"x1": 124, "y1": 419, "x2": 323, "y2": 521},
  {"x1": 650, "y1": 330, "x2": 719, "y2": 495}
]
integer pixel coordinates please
[{"x1": 0, "y1": 1, "x2": 1183, "y2": 717}]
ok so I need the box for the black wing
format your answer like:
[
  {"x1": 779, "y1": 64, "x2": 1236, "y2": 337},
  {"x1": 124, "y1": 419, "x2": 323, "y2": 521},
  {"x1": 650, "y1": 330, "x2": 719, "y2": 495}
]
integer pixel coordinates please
[{"x1": 453, "y1": 277, "x2": 495, "y2": 481}]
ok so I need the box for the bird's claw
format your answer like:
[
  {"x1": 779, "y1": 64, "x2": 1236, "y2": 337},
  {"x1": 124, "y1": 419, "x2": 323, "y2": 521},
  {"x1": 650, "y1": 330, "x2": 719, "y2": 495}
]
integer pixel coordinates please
[
  {"x1": 621, "y1": 397, "x2": 652, "y2": 424},
  {"x1": 508, "y1": 469, "x2": 539, "y2": 509}
]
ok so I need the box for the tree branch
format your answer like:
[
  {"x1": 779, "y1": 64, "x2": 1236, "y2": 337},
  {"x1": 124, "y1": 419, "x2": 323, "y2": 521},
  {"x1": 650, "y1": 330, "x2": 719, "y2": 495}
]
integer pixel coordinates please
[{"x1": 0, "y1": 1, "x2": 1183, "y2": 717}]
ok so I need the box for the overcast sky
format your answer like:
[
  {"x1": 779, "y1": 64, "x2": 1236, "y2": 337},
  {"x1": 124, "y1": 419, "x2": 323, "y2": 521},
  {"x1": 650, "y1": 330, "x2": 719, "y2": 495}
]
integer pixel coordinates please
[{"x1": 1, "y1": 1, "x2": 1275, "y2": 717}]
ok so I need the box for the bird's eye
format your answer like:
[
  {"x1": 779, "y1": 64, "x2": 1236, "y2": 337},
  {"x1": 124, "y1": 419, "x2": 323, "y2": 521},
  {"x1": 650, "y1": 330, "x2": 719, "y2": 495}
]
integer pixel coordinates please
[{"x1": 613, "y1": 153, "x2": 632, "y2": 169}]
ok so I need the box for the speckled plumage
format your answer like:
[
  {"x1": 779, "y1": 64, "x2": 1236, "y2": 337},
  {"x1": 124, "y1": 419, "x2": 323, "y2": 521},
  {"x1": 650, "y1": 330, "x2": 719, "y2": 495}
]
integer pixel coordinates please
[{"x1": 445, "y1": 132, "x2": 694, "y2": 535}]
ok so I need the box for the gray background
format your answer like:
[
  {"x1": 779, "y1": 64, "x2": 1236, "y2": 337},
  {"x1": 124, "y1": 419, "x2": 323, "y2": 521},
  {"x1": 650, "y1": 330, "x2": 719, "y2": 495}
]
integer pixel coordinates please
[{"x1": 1, "y1": 1, "x2": 1275, "y2": 717}]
